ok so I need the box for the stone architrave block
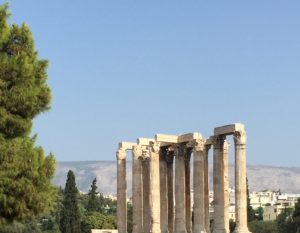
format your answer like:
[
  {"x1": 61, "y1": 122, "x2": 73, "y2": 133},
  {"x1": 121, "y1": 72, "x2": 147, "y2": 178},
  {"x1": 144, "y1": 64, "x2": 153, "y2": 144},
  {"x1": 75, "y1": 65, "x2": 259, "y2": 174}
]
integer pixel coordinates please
[
  {"x1": 178, "y1": 132, "x2": 202, "y2": 143},
  {"x1": 214, "y1": 123, "x2": 245, "y2": 136},
  {"x1": 118, "y1": 141, "x2": 137, "y2": 150},
  {"x1": 137, "y1": 138, "x2": 154, "y2": 146}
]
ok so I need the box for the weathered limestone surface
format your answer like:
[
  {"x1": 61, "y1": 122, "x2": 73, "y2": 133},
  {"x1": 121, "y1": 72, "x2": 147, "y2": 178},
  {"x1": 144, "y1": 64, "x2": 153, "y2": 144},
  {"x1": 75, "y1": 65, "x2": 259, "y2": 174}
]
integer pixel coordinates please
[
  {"x1": 223, "y1": 140, "x2": 229, "y2": 233},
  {"x1": 174, "y1": 144, "x2": 187, "y2": 233},
  {"x1": 149, "y1": 142, "x2": 161, "y2": 233},
  {"x1": 204, "y1": 144, "x2": 211, "y2": 233},
  {"x1": 185, "y1": 147, "x2": 192, "y2": 233},
  {"x1": 117, "y1": 123, "x2": 250, "y2": 233},
  {"x1": 193, "y1": 139, "x2": 206, "y2": 233},
  {"x1": 178, "y1": 132, "x2": 202, "y2": 143},
  {"x1": 132, "y1": 146, "x2": 143, "y2": 233},
  {"x1": 142, "y1": 149, "x2": 151, "y2": 233},
  {"x1": 116, "y1": 149, "x2": 127, "y2": 233},
  {"x1": 213, "y1": 135, "x2": 228, "y2": 233},
  {"x1": 119, "y1": 141, "x2": 137, "y2": 150},
  {"x1": 234, "y1": 131, "x2": 251, "y2": 233},
  {"x1": 166, "y1": 151, "x2": 175, "y2": 233},
  {"x1": 214, "y1": 123, "x2": 245, "y2": 136},
  {"x1": 160, "y1": 147, "x2": 168, "y2": 233}
]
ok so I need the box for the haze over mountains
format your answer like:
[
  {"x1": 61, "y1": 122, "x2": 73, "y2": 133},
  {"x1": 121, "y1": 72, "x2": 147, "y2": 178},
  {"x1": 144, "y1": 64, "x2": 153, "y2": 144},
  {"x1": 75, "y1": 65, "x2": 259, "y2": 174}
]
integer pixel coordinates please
[{"x1": 53, "y1": 161, "x2": 300, "y2": 195}]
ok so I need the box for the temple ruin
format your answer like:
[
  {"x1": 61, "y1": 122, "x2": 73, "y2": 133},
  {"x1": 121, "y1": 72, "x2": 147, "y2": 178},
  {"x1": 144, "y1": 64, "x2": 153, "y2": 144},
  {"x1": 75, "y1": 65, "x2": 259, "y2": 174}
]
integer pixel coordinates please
[{"x1": 116, "y1": 123, "x2": 251, "y2": 233}]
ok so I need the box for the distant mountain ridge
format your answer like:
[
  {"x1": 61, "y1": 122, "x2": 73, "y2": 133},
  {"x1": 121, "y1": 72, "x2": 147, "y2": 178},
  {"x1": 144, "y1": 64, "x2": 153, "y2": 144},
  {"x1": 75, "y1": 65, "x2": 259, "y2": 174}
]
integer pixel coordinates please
[{"x1": 53, "y1": 161, "x2": 300, "y2": 195}]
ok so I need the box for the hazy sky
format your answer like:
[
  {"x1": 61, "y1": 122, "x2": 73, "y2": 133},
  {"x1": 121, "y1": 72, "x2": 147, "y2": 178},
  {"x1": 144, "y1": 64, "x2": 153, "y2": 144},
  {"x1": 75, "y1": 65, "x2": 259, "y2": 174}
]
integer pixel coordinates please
[{"x1": 5, "y1": 1, "x2": 300, "y2": 166}]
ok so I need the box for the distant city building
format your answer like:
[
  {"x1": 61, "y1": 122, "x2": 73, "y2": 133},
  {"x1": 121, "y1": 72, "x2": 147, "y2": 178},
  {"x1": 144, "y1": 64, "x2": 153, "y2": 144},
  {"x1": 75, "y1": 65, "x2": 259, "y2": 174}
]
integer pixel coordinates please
[{"x1": 250, "y1": 190, "x2": 280, "y2": 209}]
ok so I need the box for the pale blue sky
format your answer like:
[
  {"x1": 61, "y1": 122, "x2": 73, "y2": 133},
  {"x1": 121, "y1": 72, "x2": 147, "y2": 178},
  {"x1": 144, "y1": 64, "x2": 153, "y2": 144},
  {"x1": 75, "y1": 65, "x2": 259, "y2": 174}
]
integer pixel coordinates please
[{"x1": 4, "y1": 1, "x2": 300, "y2": 166}]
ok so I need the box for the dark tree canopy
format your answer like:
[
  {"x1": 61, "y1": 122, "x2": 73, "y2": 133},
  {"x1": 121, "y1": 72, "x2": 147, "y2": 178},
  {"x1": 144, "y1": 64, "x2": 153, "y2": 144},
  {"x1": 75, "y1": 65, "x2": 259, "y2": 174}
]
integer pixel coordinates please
[
  {"x1": 60, "y1": 170, "x2": 81, "y2": 233},
  {"x1": 87, "y1": 178, "x2": 99, "y2": 212},
  {"x1": 0, "y1": 3, "x2": 56, "y2": 225}
]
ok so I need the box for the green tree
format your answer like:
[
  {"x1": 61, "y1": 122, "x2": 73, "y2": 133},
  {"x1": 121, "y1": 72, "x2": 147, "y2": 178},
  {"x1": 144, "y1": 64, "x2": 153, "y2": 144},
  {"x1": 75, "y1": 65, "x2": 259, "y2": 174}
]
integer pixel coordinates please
[
  {"x1": 276, "y1": 207, "x2": 296, "y2": 233},
  {"x1": 255, "y1": 207, "x2": 264, "y2": 221},
  {"x1": 87, "y1": 178, "x2": 99, "y2": 212},
  {"x1": 246, "y1": 177, "x2": 255, "y2": 222},
  {"x1": 0, "y1": 3, "x2": 56, "y2": 225},
  {"x1": 81, "y1": 212, "x2": 116, "y2": 233},
  {"x1": 60, "y1": 170, "x2": 81, "y2": 233},
  {"x1": 249, "y1": 220, "x2": 278, "y2": 233},
  {"x1": 293, "y1": 198, "x2": 300, "y2": 232}
]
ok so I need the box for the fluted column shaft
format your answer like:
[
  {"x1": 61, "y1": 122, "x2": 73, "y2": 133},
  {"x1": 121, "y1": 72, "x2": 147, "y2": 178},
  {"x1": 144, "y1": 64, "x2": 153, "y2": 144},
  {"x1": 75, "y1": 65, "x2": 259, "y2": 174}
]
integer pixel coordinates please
[
  {"x1": 160, "y1": 147, "x2": 169, "y2": 233},
  {"x1": 117, "y1": 149, "x2": 127, "y2": 233},
  {"x1": 185, "y1": 148, "x2": 192, "y2": 233},
  {"x1": 166, "y1": 151, "x2": 175, "y2": 233},
  {"x1": 213, "y1": 136, "x2": 228, "y2": 233},
  {"x1": 193, "y1": 139, "x2": 206, "y2": 233},
  {"x1": 204, "y1": 145, "x2": 211, "y2": 233},
  {"x1": 143, "y1": 149, "x2": 151, "y2": 233},
  {"x1": 133, "y1": 146, "x2": 143, "y2": 233},
  {"x1": 234, "y1": 131, "x2": 251, "y2": 233},
  {"x1": 223, "y1": 141, "x2": 229, "y2": 233},
  {"x1": 174, "y1": 144, "x2": 187, "y2": 233},
  {"x1": 149, "y1": 142, "x2": 161, "y2": 233}
]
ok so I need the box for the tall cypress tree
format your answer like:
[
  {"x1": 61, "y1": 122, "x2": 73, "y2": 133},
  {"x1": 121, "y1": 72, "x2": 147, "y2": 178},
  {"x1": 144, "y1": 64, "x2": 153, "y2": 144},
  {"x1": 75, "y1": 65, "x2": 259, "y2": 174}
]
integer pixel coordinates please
[
  {"x1": 87, "y1": 178, "x2": 99, "y2": 212},
  {"x1": 0, "y1": 3, "x2": 56, "y2": 224},
  {"x1": 60, "y1": 170, "x2": 81, "y2": 233}
]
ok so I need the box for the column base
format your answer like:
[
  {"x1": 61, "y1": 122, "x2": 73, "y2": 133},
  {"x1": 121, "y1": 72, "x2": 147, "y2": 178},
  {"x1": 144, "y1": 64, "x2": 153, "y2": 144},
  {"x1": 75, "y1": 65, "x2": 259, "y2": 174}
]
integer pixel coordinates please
[
  {"x1": 174, "y1": 231, "x2": 187, "y2": 233},
  {"x1": 193, "y1": 230, "x2": 207, "y2": 233}
]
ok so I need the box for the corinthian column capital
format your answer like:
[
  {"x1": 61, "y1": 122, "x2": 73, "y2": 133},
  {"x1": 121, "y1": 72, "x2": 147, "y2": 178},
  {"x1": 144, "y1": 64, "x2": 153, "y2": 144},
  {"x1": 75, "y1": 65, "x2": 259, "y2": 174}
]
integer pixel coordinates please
[
  {"x1": 234, "y1": 130, "x2": 247, "y2": 145},
  {"x1": 132, "y1": 145, "x2": 143, "y2": 159},
  {"x1": 116, "y1": 149, "x2": 126, "y2": 160},
  {"x1": 194, "y1": 139, "x2": 205, "y2": 152},
  {"x1": 212, "y1": 135, "x2": 226, "y2": 149},
  {"x1": 142, "y1": 148, "x2": 151, "y2": 161},
  {"x1": 150, "y1": 141, "x2": 161, "y2": 154}
]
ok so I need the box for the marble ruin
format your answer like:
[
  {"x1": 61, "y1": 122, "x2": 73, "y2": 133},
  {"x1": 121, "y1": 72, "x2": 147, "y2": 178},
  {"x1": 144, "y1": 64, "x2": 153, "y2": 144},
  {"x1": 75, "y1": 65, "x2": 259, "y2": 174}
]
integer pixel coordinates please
[{"x1": 116, "y1": 123, "x2": 251, "y2": 233}]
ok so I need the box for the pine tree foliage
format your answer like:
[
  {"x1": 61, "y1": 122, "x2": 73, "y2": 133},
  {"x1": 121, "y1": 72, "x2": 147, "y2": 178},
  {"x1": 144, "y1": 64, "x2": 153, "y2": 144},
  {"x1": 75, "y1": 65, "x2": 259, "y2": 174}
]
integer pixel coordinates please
[
  {"x1": 0, "y1": 3, "x2": 56, "y2": 225},
  {"x1": 60, "y1": 170, "x2": 81, "y2": 233}
]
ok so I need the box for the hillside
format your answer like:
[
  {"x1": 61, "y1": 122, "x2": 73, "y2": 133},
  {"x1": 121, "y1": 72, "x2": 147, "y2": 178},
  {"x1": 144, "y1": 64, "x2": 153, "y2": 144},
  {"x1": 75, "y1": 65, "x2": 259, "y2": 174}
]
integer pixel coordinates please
[{"x1": 53, "y1": 161, "x2": 300, "y2": 195}]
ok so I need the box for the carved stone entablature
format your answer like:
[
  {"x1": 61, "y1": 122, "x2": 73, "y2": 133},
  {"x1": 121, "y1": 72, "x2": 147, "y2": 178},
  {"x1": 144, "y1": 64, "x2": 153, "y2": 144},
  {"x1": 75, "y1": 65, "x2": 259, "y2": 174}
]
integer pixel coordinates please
[
  {"x1": 116, "y1": 149, "x2": 126, "y2": 160},
  {"x1": 194, "y1": 139, "x2": 205, "y2": 152},
  {"x1": 132, "y1": 145, "x2": 143, "y2": 159},
  {"x1": 234, "y1": 130, "x2": 247, "y2": 145},
  {"x1": 212, "y1": 135, "x2": 226, "y2": 150}
]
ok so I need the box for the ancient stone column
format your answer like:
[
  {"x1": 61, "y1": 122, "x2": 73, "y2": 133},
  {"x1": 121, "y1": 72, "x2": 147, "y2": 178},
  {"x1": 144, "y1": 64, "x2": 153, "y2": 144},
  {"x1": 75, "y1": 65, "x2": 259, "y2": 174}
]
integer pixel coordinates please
[
  {"x1": 213, "y1": 135, "x2": 228, "y2": 233},
  {"x1": 174, "y1": 144, "x2": 187, "y2": 233},
  {"x1": 223, "y1": 140, "x2": 229, "y2": 233},
  {"x1": 185, "y1": 147, "x2": 192, "y2": 233},
  {"x1": 193, "y1": 139, "x2": 206, "y2": 233},
  {"x1": 160, "y1": 147, "x2": 169, "y2": 233},
  {"x1": 142, "y1": 149, "x2": 151, "y2": 233},
  {"x1": 204, "y1": 144, "x2": 211, "y2": 233},
  {"x1": 132, "y1": 145, "x2": 143, "y2": 233},
  {"x1": 149, "y1": 141, "x2": 161, "y2": 233},
  {"x1": 117, "y1": 149, "x2": 127, "y2": 233},
  {"x1": 166, "y1": 150, "x2": 175, "y2": 233},
  {"x1": 234, "y1": 131, "x2": 251, "y2": 233}
]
